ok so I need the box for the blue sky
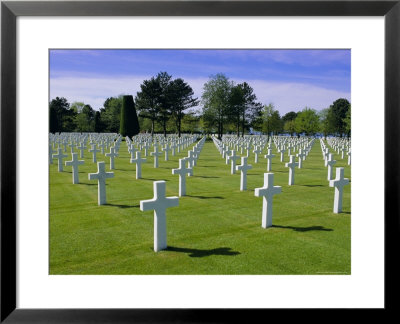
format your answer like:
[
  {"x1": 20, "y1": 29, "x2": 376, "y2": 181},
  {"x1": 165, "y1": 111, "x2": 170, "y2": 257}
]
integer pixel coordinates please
[{"x1": 49, "y1": 49, "x2": 351, "y2": 115}]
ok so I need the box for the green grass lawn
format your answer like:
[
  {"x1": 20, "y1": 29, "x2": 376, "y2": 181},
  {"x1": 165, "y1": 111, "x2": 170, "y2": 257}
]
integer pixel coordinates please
[{"x1": 49, "y1": 137, "x2": 351, "y2": 275}]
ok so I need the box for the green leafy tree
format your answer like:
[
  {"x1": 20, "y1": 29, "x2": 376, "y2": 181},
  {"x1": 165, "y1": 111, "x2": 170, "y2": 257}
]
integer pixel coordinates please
[
  {"x1": 318, "y1": 108, "x2": 332, "y2": 139},
  {"x1": 294, "y1": 107, "x2": 320, "y2": 136},
  {"x1": 100, "y1": 96, "x2": 123, "y2": 133},
  {"x1": 327, "y1": 98, "x2": 350, "y2": 137},
  {"x1": 75, "y1": 104, "x2": 95, "y2": 132},
  {"x1": 229, "y1": 84, "x2": 246, "y2": 136},
  {"x1": 261, "y1": 103, "x2": 277, "y2": 138},
  {"x1": 49, "y1": 97, "x2": 76, "y2": 132},
  {"x1": 344, "y1": 104, "x2": 351, "y2": 138},
  {"x1": 270, "y1": 110, "x2": 283, "y2": 135},
  {"x1": 155, "y1": 72, "x2": 173, "y2": 137},
  {"x1": 168, "y1": 78, "x2": 199, "y2": 137},
  {"x1": 238, "y1": 82, "x2": 262, "y2": 136},
  {"x1": 135, "y1": 77, "x2": 162, "y2": 137},
  {"x1": 201, "y1": 73, "x2": 233, "y2": 140},
  {"x1": 93, "y1": 111, "x2": 105, "y2": 132},
  {"x1": 119, "y1": 95, "x2": 140, "y2": 137},
  {"x1": 70, "y1": 102, "x2": 85, "y2": 114},
  {"x1": 282, "y1": 111, "x2": 298, "y2": 123},
  {"x1": 283, "y1": 120, "x2": 296, "y2": 136}
]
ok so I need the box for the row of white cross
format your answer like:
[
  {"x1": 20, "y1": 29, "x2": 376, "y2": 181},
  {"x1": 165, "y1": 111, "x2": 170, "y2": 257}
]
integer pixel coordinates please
[
  {"x1": 213, "y1": 135, "x2": 350, "y2": 229},
  {"x1": 52, "y1": 136, "x2": 205, "y2": 253},
  {"x1": 53, "y1": 134, "x2": 350, "y2": 253}
]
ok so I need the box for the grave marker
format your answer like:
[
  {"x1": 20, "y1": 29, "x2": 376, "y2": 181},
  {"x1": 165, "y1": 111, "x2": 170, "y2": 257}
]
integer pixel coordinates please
[
  {"x1": 88, "y1": 161, "x2": 114, "y2": 205},
  {"x1": 130, "y1": 151, "x2": 146, "y2": 179},
  {"x1": 52, "y1": 148, "x2": 68, "y2": 172},
  {"x1": 140, "y1": 181, "x2": 179, "y2": 252},
  {"x1": 172, "y1": 158, "x2": 193, "y2": 196},
  {"x1": 329, "y1": 167, "x2": 349, "y2": 213},
  {"x1": 65, "y1": 153, "x2": 84, "y2": 184},
  {"x1": 254, "y1": 173, "x2": 282, "y2": 228},
  {"x1": 285, "y1": 155, "x2": 299, "y2": 185},
  {"x1": 236, "y1": 156, "x2": 252, "y2": 191}
]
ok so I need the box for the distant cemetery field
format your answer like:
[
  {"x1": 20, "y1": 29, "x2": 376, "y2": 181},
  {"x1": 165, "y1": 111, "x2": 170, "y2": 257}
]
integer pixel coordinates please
[{"x1": 49, "y1": 134, "x2": 351, "y2": 275}]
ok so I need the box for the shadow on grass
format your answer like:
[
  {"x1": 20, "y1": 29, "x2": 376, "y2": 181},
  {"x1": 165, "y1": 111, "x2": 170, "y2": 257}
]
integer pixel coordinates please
[
  {"x1": 141, "y1": 178, "x2": 169, "y2": 181},
  {"x1": 272, "y1": 225, "x2": 333, "y2": 232},
  {"x1": 79, "y1": 183, "x2": 97, "y2": 186},
  {"x1": 186, "y1": 195, "x2": 224, "y2": 199},
  {"x1": 301, "y1": 184, "x2": 324, "y2": 187},
  {"x1": 166, "y1": 246, "x2": 240, "y2": 258},
  {"x1": 193, "y1": 175, "x2": 220, "y2": 179},
  {"x1": 104, "y1": 203, "x2": 140, "y2": 209}
]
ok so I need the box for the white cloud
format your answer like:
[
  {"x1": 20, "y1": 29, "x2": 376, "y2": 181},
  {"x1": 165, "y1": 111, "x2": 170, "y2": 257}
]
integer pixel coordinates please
[{"x1": 50, "y1": 75, "x2": 350, "y2": 115}]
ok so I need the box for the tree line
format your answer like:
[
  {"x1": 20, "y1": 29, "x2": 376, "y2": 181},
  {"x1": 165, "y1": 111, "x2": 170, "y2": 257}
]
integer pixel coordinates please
[{"x1": 49, "y1": 72, "x2": 351, "y2": 138}]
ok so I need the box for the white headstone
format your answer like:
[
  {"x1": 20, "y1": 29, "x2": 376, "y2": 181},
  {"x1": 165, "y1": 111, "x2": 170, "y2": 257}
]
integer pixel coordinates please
[
  {"x1": 130, "y1": 151, "x2": 147, "y2": 179},
  {"x1": 227, "y1": 150, "x2": 240, "y2": 174},
  {"x1": 140, "y1": 181, "x2": 179, "y2": 252},
  {"x1": 253, "y1": 146, "x2": 262, "y2": 163},
  {"x1": 105, "y1": 147, "x2": 118, "y2": 170},
  {"x1": 296, "y1": 149, "x2": 306, "y2": 169},
  {"x1": 65, "y1": 153, "x2": 84, "y2": 184},
  {"x1": 254, "y1": 173, "x2": 282, "y2": 228},
  {"x1": 52, "y1": 148, "x2": 68, "y2": 172},
  {"x1": 162, "y1": 144, "x2": 170, "y2": 161},
  {"x1": 326, "y1": 153, "x2": 337, "y2": 180},
  {"x1": 49, "y1": 144, "x2": 55, "y2": 164},
  {"x1": 264, "y1": 149, "x2": 275, "y2": 172},
  {"x1": 285, "y1": 155, "x2": 299, "y2": 185},
  {"x1": 151, "y1": 145, "x2": 162, "y2": 168},
  {"x1": 89, "y1": 144, "x2": 100, "y2": 163},
  {"x1": 88, "y1": 161, "x2": 114, "y2": 205},
  {"x1": 329, "y1": 167, "x2": 349, "y2": 213},
  {"x1": 236, "y1": 156, "x2": 252, "y2": 191},
  {"x1": 172, "y1": 158, "x2": 193, "y2": 196}
]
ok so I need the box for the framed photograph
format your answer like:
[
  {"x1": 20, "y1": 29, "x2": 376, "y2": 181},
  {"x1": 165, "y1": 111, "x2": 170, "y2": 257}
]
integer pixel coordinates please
[{"x1": 1, "y1": 0, "x2": 398, "y2": 322}]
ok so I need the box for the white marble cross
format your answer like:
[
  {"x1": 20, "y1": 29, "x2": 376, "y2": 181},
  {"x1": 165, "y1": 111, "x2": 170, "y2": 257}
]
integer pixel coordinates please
[
  {"x1": 236, "y1": 156, "x2": 252, "y2": 191},
  {"x1": 151, "y1": 145, "x2": 162, "y2": 168},
  {"x1": 88, "y1": 161, "x2": 114, "y2": 205},
  {"x1": 53, "y1": 148, "x2": 68, "y2": 172},
  {"x1": 255, "y1": 173, "x2": 282, "y2": 228},
  {"x1": 172, "y1": 158, "x2": 193, "y2": 196},
  {"x1": 170, "y1": 142, "x2": 177, "y2": 156},
  {"x1": 128, "y1": 144, "x2": 137, "y2": 160},
  {"x1": 68, "y1": 141, "x2": 76, "y2": 153},
  {"x1": 140, "y1": 180, "x2": 179, "y2": 252},
  {"x1": 187, "y1": 150, "x2": 195, "y2": 170},
  {"x1": 49, "y1": 144, "x2": 55, "y2": 164},
  {"x1": 227, "y1": 150, "x2": 240, "y2": 174},
  {"x1": 285, "y1": 155, "x2": 299, "y2": 185},
  {"x1": 65, "y1": 153, "x2": 84, "y2": 184},
  {"x1": 279, "y1": 147, "x2": 286, "y2": 162},
  {"x1": 264, "y1": 149, "x2": 275, "y2": 172},
  {"x1": 162, "y1": 144, "x2": 170, "y2": 161},
  {"x1": 326, "y1": 153, "x2": 337, "y2": 180},
  {"x1": 105, "y1": 147, "x2": 118, "y2": 170},
  {"x1": 89, "y1": 144, "x2": 100, "y2": 163},
  {"x1": 347, "y1": 149, "x2": 351, "y2": 165},
  {"x1": 130, "y1": 151, "x2": 146, "y2": 179},
  {"x1": 253, "y1": 146, "x2": 262, "y2": 163},
  {"x1": 296, "y1": 149, "x2": 306, "y2": 169},
  {"x1": 329, "y1": 167, "x2": 349, "y2": 213},
  {"x1": 143, "y1": 142, "x2": 150, "y2": 157},
  {"x1": 99, "y1": 141, "x2": 106, "y2": 155},
  {"x1": 77, "y1": 142, "x2": 87, "y2": 159}
]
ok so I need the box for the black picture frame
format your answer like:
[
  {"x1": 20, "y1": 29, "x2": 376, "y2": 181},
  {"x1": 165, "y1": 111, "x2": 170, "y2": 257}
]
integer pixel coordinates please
[{"x1": 1, "y1": 0, "x2": 398, "y2": 322}]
